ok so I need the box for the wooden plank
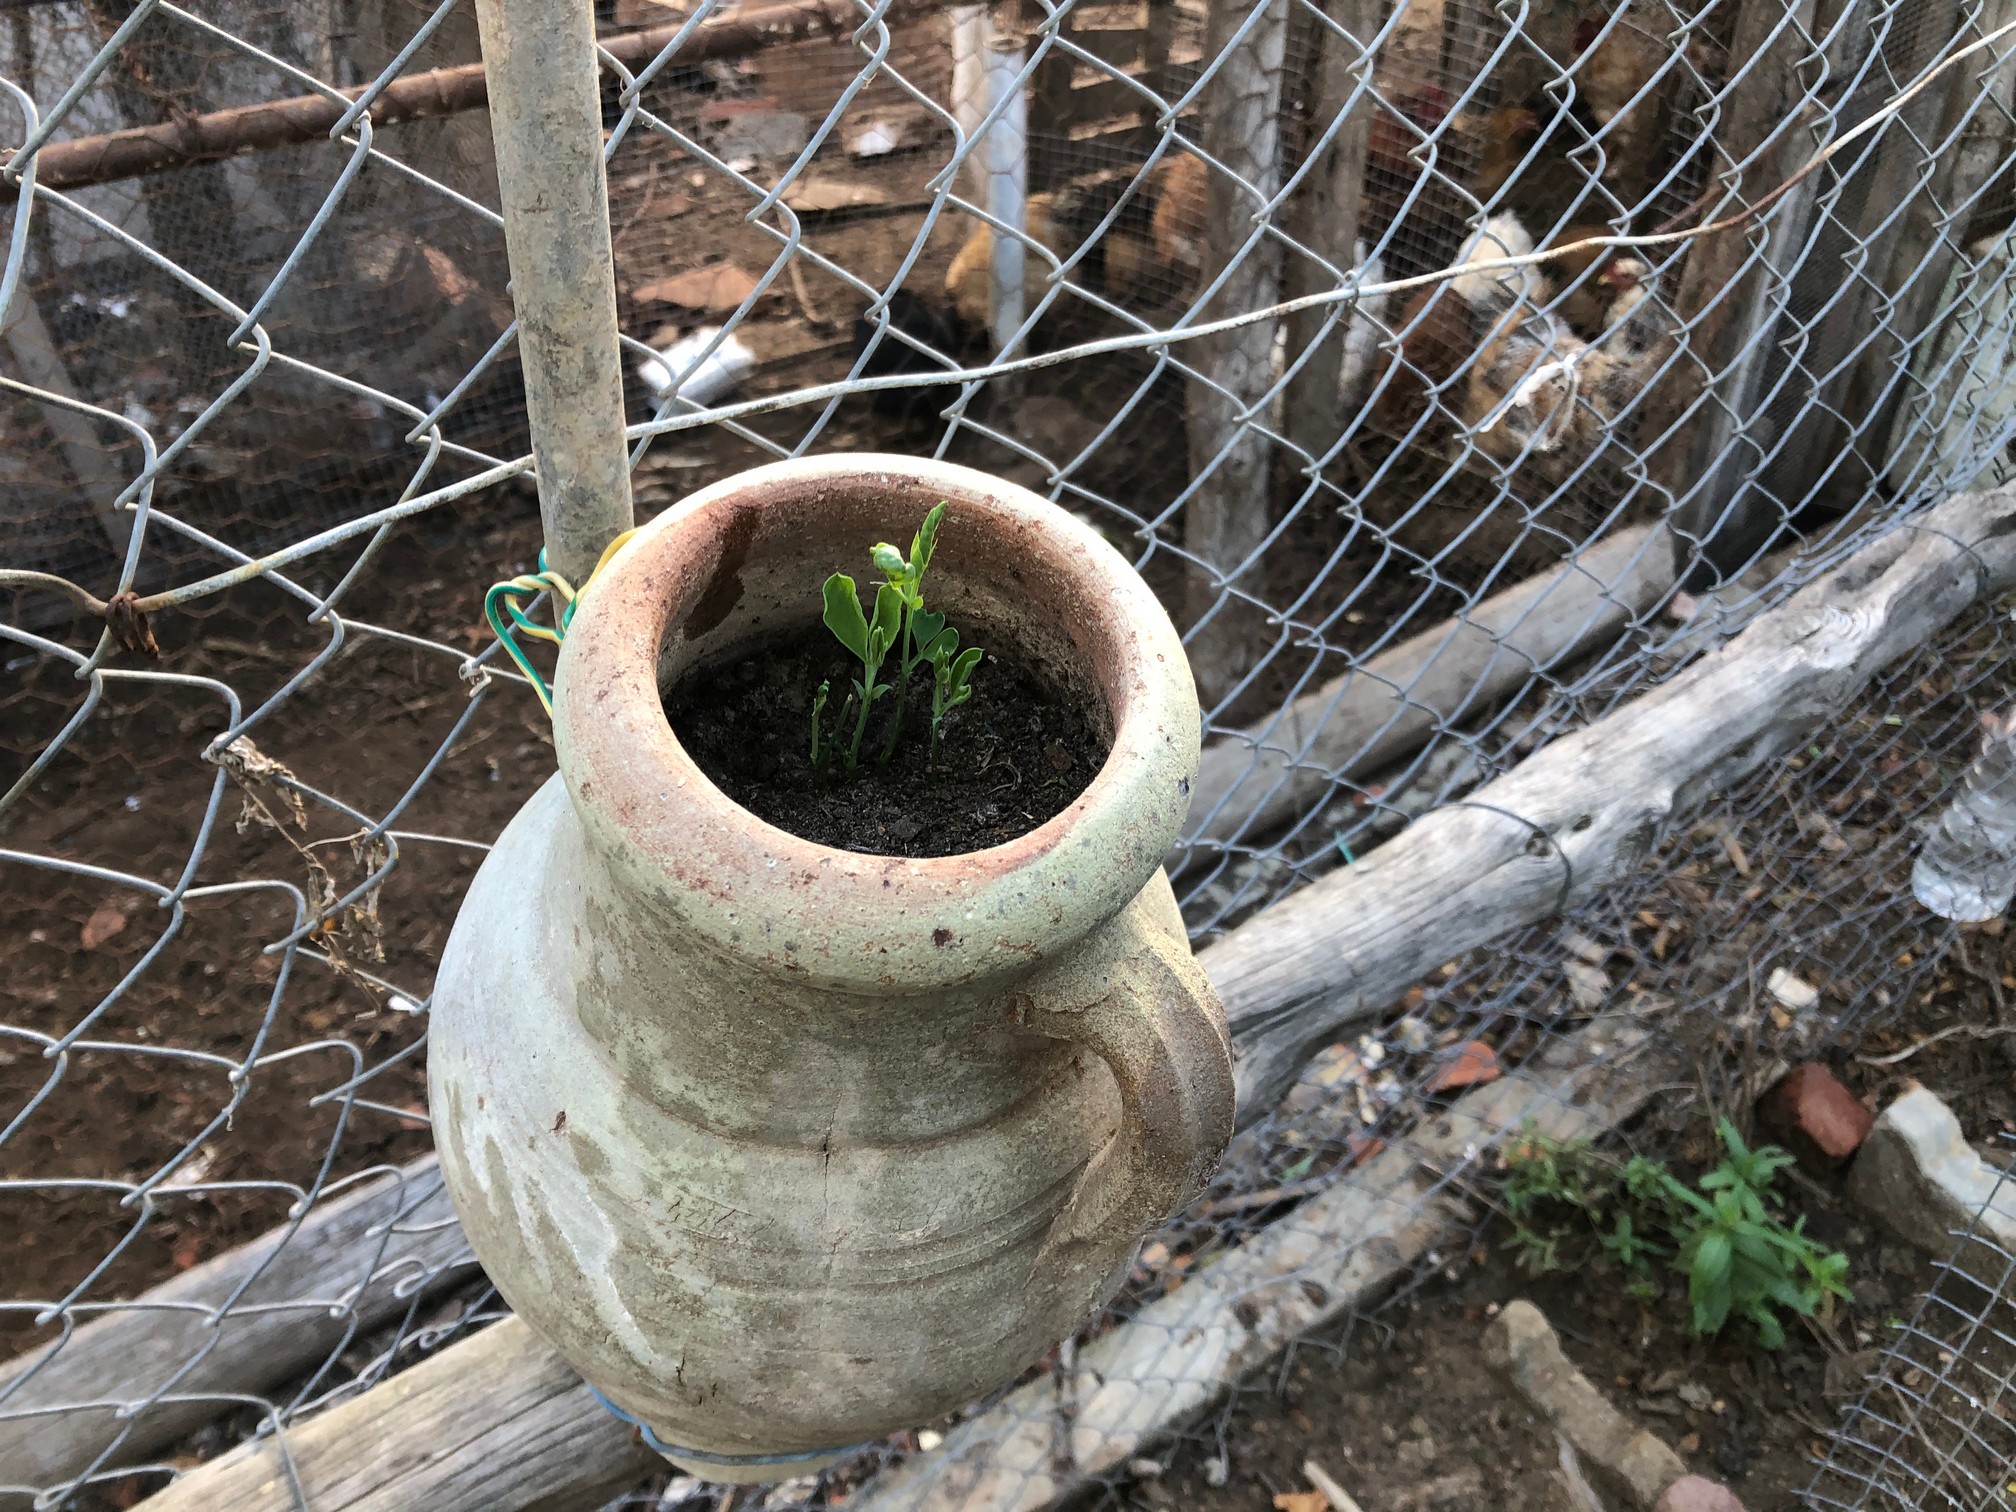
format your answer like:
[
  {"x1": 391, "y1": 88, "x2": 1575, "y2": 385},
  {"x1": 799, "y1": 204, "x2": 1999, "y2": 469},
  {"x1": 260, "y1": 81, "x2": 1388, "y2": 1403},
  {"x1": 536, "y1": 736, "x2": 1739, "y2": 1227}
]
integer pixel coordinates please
[
  {"x1": 130, "y1": 486, "x2": 2016, "y2": 1511},
  {"x1": 1055, "y1": 76, "x2": 1149, "y2": 124},
  {"x1": 1837, "y1": 0, "x2": 2014, "y2": 492},
  {"x1": 0, "y1": 1158, "x2": 469, "y2": 1496},
  {"x1": 1639, "y1": 0, "x2": 1822, "y2": 583},
  {"x1": 1178, "y1": 522, "x2": 1676, "y2": 860},
  {"x1": 1024, "y1": 0, "x2": 1080, "y2": 193},
  {"x1": 1065, "y1": 24, "x2": 1144, "y2": 71},
  {"x1": 1182, "y1": 0, "x2": 1287, "y2": 706},
  {"x1": 1141, "y1": 0, "x2": 1179, "y2": 129},
  {"x1": 846, "y1": 1009, "x2": 1686, "y2": 1512},
  {"x1": 136, "y1": 1316, "x2": 657, "y2": 1512},
  {"x1": 1215, "y1": 483, "x2": 2016, "y2": 1120},
  {"x1": 1, "y1": 292, "x2": 136, "y2": 557},
  {"x1": 1280, "y1": 0, "x2": 1378, "y2": 463}
]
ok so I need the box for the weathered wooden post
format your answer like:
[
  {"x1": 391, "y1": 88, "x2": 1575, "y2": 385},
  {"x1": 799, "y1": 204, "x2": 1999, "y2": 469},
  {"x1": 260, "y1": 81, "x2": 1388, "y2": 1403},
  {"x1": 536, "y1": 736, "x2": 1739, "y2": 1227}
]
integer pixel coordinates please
[
  {"x1": 471, "y1": 0, "x2": 634, "y2": 584},
  {"x1": 1184, "y1": 0, "x2": 1287, "y2": 708}
]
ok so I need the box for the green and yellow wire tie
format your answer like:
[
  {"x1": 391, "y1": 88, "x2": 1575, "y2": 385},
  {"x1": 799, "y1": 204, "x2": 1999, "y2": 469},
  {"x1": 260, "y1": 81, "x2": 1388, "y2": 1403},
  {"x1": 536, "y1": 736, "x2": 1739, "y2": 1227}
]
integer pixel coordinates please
[{"x1": 483, "y1": 528, "x2": 637, "y2": 717}]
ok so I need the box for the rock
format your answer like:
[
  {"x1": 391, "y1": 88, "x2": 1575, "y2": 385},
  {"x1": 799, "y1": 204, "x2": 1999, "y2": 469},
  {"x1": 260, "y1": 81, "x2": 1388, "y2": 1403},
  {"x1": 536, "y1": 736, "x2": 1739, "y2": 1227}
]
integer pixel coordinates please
[
  {"x1": 1770, "y1": 1063, "x2": 1874, "y2": 1163},
  {"x1": 1482, "y1": 1300, "x2": 1686, "y2": 1510},
  {"x1": 1847, "y1": 1086, "x2": 2016, "y2": 1274},
  {"x1": 1765, "y1": 967, "x2": 1820, "y2": 1011},
  {"x1": 1655, "y1": 1474, "x2": 1748, "y2": 1511}
]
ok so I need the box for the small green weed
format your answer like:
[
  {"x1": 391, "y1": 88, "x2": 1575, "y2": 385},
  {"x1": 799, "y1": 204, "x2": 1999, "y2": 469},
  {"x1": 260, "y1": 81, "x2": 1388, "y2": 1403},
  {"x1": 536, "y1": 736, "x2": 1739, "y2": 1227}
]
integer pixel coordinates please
[
  {"x1": 1499, "y1": 1118, "x2": 1851, "y2": 1349},
  {"x1": 814, "y1": 502, "x2": 983, "y2": 773}
]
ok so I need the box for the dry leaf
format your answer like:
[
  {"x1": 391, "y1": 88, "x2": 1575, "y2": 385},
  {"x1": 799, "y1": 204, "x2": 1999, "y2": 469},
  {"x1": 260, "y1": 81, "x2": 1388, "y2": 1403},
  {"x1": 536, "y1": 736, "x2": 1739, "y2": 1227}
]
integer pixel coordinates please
[
  {"x1": 1426, "y1": 1039, "x2": 1501, "y2": 1093},
  {"x1": 781, "y1": 176, "x2": 894, "y2": 213},
  {"x1": 630, "y1": 263, "x2": 766, "y2": 314},
  {"x1": 1274, "y1": 1493, "x2": 1330, "y2": 1512},
  {"x1": 81, "y1": 903, "x2": 130, "y2": 950},
  {"x1": 1343, "y1": 1130, "x2": 1386, "y2": 1167}
]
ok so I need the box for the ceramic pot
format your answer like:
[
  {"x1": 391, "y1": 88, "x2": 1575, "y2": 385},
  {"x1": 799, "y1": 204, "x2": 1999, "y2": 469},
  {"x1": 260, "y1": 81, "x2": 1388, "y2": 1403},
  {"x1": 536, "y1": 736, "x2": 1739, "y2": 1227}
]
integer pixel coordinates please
[{"x1": 429, "y1": 454, "x2": 1233, "y2": 1478}]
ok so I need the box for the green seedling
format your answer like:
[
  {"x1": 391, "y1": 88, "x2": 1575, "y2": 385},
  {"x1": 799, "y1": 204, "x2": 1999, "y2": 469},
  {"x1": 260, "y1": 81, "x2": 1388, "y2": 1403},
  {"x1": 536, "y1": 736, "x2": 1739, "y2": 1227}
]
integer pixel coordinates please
[
  {"x1": 814, "y1": 501, "x2": 985, "y2": 772},
  {"x1": 926, "y1": 626, "x2": 984, "y2": 765},
  {"x1": 1499, "y1": 1118, "x2": 1850, "y2": 1349},
  {"x1": 809, "y1": 680, "x2": 830, "y2": 772},
  {"x1": 819, "y1": 572, "x2": 903, "y2": 772},
  {"x1": 871, "y1": 502, "x2": 946, "y2": 769}
]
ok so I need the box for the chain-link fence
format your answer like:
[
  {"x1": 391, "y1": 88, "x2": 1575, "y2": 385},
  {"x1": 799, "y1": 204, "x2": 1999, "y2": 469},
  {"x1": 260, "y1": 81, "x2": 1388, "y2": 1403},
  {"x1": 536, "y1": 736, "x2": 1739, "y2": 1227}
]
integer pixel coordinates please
[{"x1": 6, "y1": 0, "x2": 2016, "y2": 1507}]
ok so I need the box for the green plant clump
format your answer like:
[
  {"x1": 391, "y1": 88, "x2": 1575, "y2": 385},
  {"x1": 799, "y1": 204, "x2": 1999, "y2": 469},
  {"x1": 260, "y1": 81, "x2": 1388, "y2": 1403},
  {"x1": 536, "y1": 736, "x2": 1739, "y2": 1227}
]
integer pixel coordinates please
[
  {"x1": 812, "y1": 501, "x2": 984, "y2": 774},
  {"x1": 1500, "y1": 1118, "x2": 1851, "y2": 1349}
]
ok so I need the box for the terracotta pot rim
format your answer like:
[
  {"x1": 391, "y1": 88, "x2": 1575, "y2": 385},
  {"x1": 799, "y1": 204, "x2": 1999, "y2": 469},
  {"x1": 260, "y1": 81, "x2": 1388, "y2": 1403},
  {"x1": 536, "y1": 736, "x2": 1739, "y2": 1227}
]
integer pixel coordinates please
[{"x1": 551, "y1": 453, "x2": 1199, "y2": 991}]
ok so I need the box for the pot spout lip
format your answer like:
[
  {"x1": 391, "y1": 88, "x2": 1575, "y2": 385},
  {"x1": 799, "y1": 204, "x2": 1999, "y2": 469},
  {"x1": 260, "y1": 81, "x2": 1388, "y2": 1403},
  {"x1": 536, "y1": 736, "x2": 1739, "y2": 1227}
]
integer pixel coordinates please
[{"x1": 551, "y1": 452, "x2": 1201, "y2": 994}]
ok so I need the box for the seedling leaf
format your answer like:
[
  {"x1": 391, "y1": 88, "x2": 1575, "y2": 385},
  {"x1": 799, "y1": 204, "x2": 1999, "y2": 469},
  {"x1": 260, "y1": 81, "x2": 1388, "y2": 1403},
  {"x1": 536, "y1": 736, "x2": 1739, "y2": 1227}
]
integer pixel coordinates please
[
  {"x1": 822, "y1": 574, "x2": 868, "y2": 659},
  {"x1": 911, "y1": 500, "x2": 944, "y2": 578}
]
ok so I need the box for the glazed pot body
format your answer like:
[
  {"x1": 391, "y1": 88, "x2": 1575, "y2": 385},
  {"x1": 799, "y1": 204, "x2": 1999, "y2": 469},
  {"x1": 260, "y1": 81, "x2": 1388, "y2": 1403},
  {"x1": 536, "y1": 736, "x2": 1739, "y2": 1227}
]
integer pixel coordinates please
[{"x1": 429, "y1": 455, "x2": 1233, "y2": 1473}]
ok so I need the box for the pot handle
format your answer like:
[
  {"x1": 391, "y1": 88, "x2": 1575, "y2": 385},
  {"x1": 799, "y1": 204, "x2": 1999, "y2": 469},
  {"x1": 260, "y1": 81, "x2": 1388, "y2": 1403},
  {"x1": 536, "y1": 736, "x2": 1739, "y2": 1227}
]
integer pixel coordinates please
[{"x1": 1016, "y1": 937, "x2": 1235, "y2": 1269}]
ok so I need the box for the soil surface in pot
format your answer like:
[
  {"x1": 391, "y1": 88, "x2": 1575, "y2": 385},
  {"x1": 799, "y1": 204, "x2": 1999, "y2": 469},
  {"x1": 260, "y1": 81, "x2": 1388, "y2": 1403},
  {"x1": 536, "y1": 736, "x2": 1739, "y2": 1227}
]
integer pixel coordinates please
[{"x1": 664, "y1": 624, "x2": 1110, "y2": 857}]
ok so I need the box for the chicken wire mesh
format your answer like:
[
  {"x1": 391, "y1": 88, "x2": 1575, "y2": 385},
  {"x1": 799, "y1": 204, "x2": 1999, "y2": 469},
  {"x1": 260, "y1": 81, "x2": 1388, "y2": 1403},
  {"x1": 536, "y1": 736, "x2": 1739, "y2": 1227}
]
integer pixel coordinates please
[
  {"x1": 5, "y1": 0, "x2": 2016, "y2": 1506},
  {"x1": 1802, "y1": 1138, "x2": 2016, "y2": 1512}
]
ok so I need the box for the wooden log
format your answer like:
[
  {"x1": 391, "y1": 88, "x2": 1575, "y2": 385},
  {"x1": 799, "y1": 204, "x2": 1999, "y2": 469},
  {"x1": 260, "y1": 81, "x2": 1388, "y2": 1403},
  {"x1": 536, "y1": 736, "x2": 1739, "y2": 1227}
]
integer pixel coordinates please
[
  {"x1": 1177, "y1": 521, "x2": 1676, "y2": 860},
  {"x1": 1216, "y1": 482, "x2": 2016, "y2": 1121},
  {"x1": 1279, "y1": 0, "x2": 1378, "y2": 463},
  {"x1": 136, "y1": 1314, "x2": 657, "y2": 1512},
  {"x1": 131, "y1": 486, "x2": 2016, "y2": 1512},
  {"x1": 0, "y1": 1158, "x2": 469, "y2": 1494},
  {"x1": 1836, "y1": 0, "x2": 2013, "y2": 496},
  {"x1": 847, "y1": 1009, "x2": 1687, "y2": 1512},
  {"x1": 0, "y1": 0, "x2": 942, "y2": 199},
  {"x1": 1182, "y1": 0, "x2": 1288, "y2": 707},
  {"x1": 1640, "y1": 0, "x2": 1822, "y2": 584}
]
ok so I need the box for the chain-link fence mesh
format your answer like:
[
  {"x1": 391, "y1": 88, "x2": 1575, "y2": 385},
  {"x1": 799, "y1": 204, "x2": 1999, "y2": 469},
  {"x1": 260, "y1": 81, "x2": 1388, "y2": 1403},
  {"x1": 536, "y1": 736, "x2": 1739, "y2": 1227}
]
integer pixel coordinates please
[{"x1": 6, "y1": 0, "x2": 2016, "y2": 1507}]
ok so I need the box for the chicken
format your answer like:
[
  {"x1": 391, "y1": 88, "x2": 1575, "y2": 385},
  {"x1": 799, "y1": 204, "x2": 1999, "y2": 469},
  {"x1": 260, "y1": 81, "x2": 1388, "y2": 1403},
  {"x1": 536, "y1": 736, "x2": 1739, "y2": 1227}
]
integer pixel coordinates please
[
  {"x1": 1465, "y1": 105, "x2": 1544, "y2": 203},
  {"x1": 1590, "y1": 256, "x2": 1668, "y2": 359},
  {"x1": 1480, "y1": 226, "x2": 1679, "y2": 466},
  {"x1": 1564, "y1": 3, "x2": 1676, "y2": 202},
  {"x1": 849, "y1": 288, "x2": 965, "y2": 421},
  {"x1": 1540, "y1": 222, "x2": 1630, "y2": 338},
  {"x1": 942, "y1": 168, "x2": 1174, "y2": 333},
  {"x1": 1146, "y1": 152, "x2": 1208, "y2": 278},
  {"x1": 1375, "y1": 211, "x2": 1541, "y2": 435},
  {"x1": 1451, "y1": 213, "x2": 1590, "y2": 462},
  {"x1": 944, "y1": 191, "x2": 1065, "y2": 333},
  {"x1": 1374, "y1": 210, "x2": 1673, "y2": 467},
  {"x1": 1362, "y1": 84, "x2": 1455, "y2": 262}
]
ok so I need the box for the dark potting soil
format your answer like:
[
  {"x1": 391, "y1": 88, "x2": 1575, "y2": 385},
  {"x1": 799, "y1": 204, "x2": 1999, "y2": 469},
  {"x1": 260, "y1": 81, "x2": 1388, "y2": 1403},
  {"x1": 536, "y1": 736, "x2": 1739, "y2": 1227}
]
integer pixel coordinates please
[{"x1": 663, "y1": 624, "x2": 1110, "y2": 858}]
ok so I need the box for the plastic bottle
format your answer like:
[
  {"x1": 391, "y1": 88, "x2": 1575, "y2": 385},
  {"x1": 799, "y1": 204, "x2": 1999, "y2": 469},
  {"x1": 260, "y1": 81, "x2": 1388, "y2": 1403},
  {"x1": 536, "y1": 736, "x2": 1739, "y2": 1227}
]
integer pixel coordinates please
[{"x1": 1912, "y1": 708, "x2": 2016, "y2": 922}]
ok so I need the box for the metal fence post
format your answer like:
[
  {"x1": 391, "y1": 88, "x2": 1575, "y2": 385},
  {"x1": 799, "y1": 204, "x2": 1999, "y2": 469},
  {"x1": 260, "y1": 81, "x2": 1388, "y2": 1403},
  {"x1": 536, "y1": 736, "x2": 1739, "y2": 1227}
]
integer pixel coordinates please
[
  {"x1": 983, "y1": 35, "x2": 1030, "y2": 357},
  {"x1": 471, "y1": 0, "x2": 634, "y2": 585}
]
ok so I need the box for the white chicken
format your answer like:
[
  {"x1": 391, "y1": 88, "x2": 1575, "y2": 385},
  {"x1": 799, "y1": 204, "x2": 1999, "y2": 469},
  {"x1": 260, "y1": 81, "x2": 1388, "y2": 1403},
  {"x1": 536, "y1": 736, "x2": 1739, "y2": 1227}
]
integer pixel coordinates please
[{"x1": 1448, "y1": 212, "x2": 1670, "y2": 467}]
